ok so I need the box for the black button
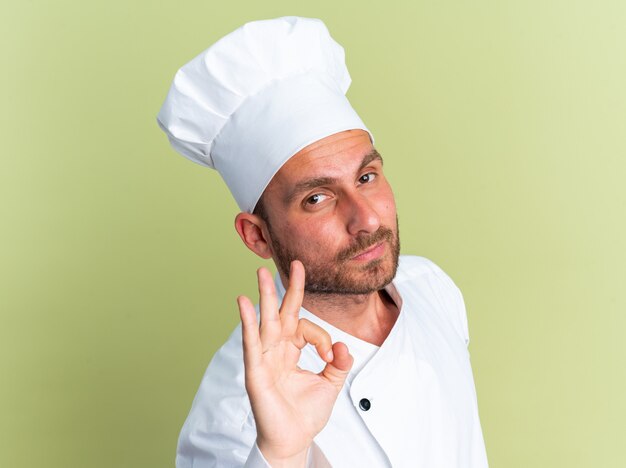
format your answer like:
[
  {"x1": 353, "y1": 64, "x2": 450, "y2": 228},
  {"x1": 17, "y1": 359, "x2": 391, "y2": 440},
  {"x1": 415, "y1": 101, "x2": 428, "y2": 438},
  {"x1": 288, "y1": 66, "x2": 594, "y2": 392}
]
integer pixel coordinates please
[{"x1": 359, "y1": 398, "x2": 371, "y2": 411}]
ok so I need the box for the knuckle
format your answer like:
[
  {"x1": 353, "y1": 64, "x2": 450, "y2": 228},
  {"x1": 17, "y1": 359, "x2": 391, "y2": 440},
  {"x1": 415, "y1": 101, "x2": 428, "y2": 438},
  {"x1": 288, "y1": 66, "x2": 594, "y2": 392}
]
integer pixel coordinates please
[{"x1": 298, "y1": 318, "x2": 312, "y2": 326}]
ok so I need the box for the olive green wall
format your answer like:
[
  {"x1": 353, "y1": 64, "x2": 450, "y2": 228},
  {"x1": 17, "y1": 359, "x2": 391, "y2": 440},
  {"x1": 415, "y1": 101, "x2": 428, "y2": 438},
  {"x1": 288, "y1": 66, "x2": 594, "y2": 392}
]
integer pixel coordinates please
[{"x1": 2, "y1": 1, "x2": 625, "y2": 466}]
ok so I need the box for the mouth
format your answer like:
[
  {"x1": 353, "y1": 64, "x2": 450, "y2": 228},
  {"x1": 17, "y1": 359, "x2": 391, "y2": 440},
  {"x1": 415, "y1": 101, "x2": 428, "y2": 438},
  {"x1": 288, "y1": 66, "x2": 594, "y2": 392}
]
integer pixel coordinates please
[{"x1": 350, "y1": 242, "x2": 386, "y2": 261}]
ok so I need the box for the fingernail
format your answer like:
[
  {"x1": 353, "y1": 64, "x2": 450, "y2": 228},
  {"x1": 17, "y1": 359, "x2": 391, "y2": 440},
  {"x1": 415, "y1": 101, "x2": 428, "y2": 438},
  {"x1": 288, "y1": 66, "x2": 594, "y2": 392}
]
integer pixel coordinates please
[{"x1": 326, "y1": 350, "x2": 334, "y2": 361}]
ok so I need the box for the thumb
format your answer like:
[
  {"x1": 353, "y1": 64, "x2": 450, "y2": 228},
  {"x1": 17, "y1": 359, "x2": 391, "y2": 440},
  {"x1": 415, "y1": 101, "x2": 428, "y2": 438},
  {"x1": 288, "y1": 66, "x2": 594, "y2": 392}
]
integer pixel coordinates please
[{"x1": 320, "y1": 342, "x2": 353, "y2": 390}]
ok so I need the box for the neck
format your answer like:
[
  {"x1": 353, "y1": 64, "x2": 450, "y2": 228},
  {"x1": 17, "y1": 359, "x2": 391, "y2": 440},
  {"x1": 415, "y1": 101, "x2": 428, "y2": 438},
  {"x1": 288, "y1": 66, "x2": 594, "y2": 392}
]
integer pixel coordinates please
[{"x1": 301, "y1": 289, "x2": 399, "y2": 346}]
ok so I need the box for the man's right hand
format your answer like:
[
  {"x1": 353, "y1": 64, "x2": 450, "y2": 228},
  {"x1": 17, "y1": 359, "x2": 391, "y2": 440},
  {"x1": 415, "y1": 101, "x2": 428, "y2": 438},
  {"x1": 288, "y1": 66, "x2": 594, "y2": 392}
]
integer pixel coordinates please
[{"x1": 237, "y1": 260, "x2": 353, "y2": 467}]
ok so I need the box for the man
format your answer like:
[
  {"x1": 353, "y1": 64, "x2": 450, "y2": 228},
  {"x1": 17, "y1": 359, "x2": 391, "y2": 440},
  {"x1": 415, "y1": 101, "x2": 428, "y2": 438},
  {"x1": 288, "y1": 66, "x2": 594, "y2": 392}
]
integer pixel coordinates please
[{"x1": 158, "y1": 16, "x2": 488, "y2": 467}]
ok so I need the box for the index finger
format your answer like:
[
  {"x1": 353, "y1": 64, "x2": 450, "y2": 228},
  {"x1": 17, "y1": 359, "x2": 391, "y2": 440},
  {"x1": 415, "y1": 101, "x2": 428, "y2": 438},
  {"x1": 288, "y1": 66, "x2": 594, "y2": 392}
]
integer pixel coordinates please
[
  {"x1": 279, "y1": 260, "x2": 305, "y2": 337},
  {"x1": 293, "y1": 318, "x2": 334, "y2": 363}
]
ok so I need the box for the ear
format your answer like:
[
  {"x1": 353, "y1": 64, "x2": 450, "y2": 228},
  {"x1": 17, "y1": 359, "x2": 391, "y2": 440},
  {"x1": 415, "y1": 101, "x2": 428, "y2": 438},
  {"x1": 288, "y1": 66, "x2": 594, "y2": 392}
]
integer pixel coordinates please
[{"x1": 234, "y1": 212, "x2": 273, "y2": 259}]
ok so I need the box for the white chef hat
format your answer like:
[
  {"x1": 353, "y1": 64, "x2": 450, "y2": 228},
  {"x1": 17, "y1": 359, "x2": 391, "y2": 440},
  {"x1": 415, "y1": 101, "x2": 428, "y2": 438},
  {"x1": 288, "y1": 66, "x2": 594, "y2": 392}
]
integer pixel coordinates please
[{"x1": 157, "y1": 16, "x2": 373, "y2": 213}]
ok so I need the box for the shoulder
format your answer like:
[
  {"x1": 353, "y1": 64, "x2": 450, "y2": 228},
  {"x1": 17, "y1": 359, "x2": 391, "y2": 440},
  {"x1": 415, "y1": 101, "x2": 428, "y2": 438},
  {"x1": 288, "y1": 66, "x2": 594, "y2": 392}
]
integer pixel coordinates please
[
  {"x1": 176, "y1": 325, "x2": 256, "y2": 466},
  {"x1": 394, "y1": 255, "x2": 470, "y2": 346},
  {"x1": 395, "y1": 255, "x2": 455, "y2": 284},
  {"x1": 185, "y1": 325, "x2": 251, "y2": 423}
]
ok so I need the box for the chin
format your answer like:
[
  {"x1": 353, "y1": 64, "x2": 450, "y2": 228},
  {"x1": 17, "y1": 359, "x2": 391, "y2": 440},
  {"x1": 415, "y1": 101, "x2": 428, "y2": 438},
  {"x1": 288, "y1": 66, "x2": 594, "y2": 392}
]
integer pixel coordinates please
[
  {"x1": 357, "y1": 256, "x2": 398, "y2": 290},
  {"x1": 305, "y1": 253, "x2": 399, "y2": 296}
]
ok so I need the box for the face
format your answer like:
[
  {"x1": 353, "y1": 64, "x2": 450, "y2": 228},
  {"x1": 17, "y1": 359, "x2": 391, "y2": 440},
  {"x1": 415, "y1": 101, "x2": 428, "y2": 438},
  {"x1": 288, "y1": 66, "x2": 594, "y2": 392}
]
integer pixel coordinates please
[{"x1": 260, "y1": 130, "x2": 400, "y2": 295}]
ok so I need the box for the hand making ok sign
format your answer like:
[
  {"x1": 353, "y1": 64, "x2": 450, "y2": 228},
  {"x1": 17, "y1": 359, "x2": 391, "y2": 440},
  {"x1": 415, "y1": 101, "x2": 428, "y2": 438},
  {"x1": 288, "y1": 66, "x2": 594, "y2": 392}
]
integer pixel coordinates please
[{"x1": 237, "y1": 260, "x2": 353, "y2": 466}]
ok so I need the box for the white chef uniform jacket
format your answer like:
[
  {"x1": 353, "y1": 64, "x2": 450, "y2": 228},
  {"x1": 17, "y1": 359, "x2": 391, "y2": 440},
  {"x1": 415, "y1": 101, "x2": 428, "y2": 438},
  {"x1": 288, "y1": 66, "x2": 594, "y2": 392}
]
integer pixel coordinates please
[{"x1": 176, "y1": 256, "x2": 489, "y2": 467}]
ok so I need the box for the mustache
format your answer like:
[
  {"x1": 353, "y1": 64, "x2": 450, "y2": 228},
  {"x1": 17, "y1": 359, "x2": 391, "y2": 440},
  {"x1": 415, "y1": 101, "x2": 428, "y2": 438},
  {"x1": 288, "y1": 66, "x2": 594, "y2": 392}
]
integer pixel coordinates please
[{"x1": 335, "y1": 226, "x2": 395, "y2": 262}]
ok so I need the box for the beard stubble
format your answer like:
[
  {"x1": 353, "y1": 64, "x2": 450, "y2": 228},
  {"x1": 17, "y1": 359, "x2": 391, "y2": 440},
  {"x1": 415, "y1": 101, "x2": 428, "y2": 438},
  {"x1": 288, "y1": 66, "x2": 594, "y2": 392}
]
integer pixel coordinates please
[{"x1": 268, "y1": 218, "x2": 401, "y2": 295}]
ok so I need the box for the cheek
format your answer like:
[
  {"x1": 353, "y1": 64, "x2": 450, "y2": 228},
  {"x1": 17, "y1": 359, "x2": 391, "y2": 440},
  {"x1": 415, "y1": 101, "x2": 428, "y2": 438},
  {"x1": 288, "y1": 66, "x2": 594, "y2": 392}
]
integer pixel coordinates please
[
  {"x1": 376, "y1": 185, "x2": 397, "y2": 219},
  {"x1": 287, "y1": 219, "x2": 344, "y2": 251}
]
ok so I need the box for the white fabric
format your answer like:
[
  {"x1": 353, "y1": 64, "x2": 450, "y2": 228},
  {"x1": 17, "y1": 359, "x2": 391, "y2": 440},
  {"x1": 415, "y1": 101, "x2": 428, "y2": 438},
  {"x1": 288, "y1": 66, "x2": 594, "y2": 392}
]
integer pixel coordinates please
[
  {"x1": 175, "y1": 256, "x2": 489, "y2": 467},
  {"x1": 243, "y1": 443, "x2": 270, "y2": 468},
  {"x1": 243, "y1": 442, "x2": 331, "y2": 468},
  {"x1": 157, "y1": 16, "x2": 372, "y2": 212}
]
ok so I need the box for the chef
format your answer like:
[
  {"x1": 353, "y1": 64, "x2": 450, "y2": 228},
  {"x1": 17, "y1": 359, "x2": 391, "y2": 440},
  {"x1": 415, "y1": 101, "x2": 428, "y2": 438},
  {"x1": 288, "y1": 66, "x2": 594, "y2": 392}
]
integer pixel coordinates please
[{"x1": 157, "y1": 16, "x2": 489, "y2": 468}]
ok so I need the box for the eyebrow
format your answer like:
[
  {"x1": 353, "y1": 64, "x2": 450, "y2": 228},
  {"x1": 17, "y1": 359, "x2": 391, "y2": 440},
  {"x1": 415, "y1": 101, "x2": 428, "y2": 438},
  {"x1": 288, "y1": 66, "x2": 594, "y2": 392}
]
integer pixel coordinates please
[
  {"x1": 359, "y1": 148, "x2": 383, "y2": 172},
  {"x1": 284, "y1": 149, "x2": 383, "y2": 205}
]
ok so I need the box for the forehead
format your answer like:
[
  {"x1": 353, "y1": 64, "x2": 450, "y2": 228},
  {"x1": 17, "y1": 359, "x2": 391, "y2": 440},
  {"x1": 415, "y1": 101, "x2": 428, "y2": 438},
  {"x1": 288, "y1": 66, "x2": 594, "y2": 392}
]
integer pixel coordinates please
[{"x1": 271, "y1": 130, "x2": 374, "y2": 187}]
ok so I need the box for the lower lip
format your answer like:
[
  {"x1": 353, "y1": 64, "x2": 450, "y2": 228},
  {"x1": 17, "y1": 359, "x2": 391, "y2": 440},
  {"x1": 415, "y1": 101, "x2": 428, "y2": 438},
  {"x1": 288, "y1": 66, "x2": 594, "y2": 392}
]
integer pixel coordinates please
[{"x1": 351, "y1": 242, "x2": 386, "y2": 261}]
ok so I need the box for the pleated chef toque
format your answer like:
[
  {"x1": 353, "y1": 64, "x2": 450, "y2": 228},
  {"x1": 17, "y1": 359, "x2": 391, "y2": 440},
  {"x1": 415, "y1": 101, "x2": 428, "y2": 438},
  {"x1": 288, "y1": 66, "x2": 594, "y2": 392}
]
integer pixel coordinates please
[{"x1": 157, "y1": 16, "x2": 372, "y2": 213}]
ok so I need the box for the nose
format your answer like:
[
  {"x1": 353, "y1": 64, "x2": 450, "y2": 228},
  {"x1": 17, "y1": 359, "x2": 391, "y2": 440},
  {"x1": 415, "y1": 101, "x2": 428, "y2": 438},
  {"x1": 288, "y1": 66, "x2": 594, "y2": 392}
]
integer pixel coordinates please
[{"x1": 344, "y1": 191, "x2": 381, "y2": 236}]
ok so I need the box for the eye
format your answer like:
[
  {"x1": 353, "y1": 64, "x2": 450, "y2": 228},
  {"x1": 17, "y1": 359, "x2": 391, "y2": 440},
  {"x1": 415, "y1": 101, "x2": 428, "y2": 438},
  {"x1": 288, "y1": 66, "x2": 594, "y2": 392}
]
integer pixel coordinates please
[
  {"x1": 359, "y1": 172, "x2": 377, "y2": 184},
  {"x1": 305, "y1": 193, "x2": 328, "y2": 205}
]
